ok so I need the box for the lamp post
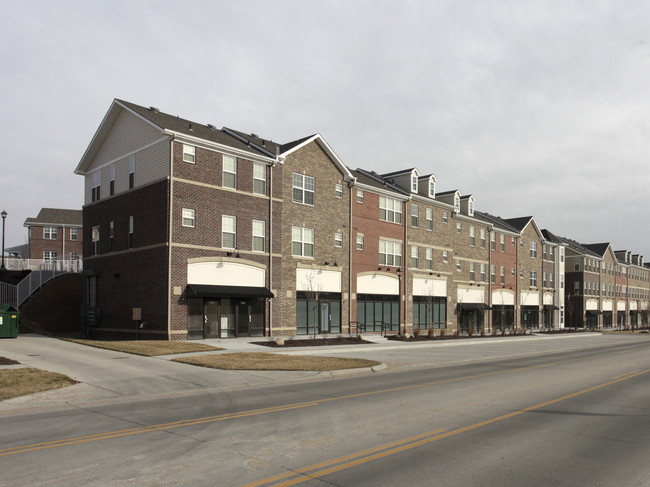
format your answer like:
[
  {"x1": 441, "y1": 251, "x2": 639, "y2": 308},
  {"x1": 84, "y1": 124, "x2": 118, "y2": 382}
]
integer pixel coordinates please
[
  {"x1": 396, "y1": 267, "x2": 403, "y2": 335},
  {"x1": 1, "y1": 210, "x2": 6, "y2": 270}
]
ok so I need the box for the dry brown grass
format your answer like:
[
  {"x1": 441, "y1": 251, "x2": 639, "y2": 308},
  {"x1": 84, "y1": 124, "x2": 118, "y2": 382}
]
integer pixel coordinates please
[
  {"x1": 64, "y1": 339, "x2": 223, "y2": 357},
  {"x1": 0, "y1": 368, "x2": 77, "y2": 401},
  {"x1": 172, "y1": 352, "x2": 381, "y2": 371}
]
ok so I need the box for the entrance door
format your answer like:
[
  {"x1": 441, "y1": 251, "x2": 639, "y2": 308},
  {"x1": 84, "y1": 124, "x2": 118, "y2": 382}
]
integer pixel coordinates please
[
  {"x1": 205, "y1": 300, "x2": 220, "y2": 338},
  {"x1": 237, "y1": 300, "x2": 251, "y2": 337},
  {"x1": 320, "y1": 302, "x2": 330, "y2": 333}
]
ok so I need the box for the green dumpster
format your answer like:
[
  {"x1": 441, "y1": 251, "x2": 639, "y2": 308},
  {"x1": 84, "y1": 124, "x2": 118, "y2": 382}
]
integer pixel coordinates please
[{"x1": 0, "y1": 305, "x2": 19, "y2": 338}]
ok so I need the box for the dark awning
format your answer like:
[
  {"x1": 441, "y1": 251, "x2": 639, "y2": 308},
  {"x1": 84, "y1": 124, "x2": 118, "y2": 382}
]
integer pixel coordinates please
[
  {"x1": 586, "y1": 310, "x2": 602, "y2": 315},
  {"x1": 187, "y1": 285, "x2": 274, "y2": 298},
  {"x1": 457, "y1": 303, "x2": 490, "y2": 311},
  {"x1": 543, "y1": 305, "x2": 560, "y2": 310}
]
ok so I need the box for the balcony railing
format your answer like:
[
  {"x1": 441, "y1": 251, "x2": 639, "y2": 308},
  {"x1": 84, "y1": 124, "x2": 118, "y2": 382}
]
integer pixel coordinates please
[{"x1": 0, "y1": 256, "x2": 83, "y2": 308}]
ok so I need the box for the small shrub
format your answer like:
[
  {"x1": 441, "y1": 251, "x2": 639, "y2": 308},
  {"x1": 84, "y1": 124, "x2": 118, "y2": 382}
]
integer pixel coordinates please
[
  {"x1": 413, "y1": 327, "x2": 421, "y2": 337},
  {"x1": 427, "y1": 327, "x2": 435, "y2": 338},
  {"x1": 440, "y1": 329, "x2": 446, "y2": 337}
]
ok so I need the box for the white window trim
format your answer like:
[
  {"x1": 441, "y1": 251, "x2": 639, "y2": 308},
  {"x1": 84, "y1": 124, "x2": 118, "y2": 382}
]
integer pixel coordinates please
[
  {"x1": 183, "y1": 144, "x2": 195, "y2": 163},
  {"x1": 182, "y1": 208, "x2": 195, "y2": 228}
]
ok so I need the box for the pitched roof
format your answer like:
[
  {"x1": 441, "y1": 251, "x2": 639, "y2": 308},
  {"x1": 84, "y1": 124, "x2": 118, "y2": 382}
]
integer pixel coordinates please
[
  {"x1": 350, "y1": 168, "x2": 410, "y2": 196},
  {"x1": 24, "y1": 208, "x2": 82, "y2": 227},
  {"x1": 583, "y1": 243, "x2": 611, "y2": 258},
  {"x1": 117, "y1": 100, "x2": 264, "y2": 157},
  {"x1": 503, "y1": 216, "x2": 533, "y2": 232},
  {"x1": 474, "y1": 211, "x2": 520, "y2": 233}
]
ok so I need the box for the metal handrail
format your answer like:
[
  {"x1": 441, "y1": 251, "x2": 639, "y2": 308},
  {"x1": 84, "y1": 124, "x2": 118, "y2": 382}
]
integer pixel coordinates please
[{"x1": 0, "y1": 255, "x2": 83, "y2": 308}]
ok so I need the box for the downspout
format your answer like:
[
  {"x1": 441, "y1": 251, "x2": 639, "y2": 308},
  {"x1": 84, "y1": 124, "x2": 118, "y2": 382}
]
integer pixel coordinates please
[
  {"x1": 403, "y1": 200, "x2": 408, "y2": 334},
  {"x1": 167, "y1": 137, "x2": 175, "y2": 339},
  {"x1": 62, "y1": 224, "x2": 66, "y2": 259},
  {"x1": 515, "y1": 235, "x2": 520, "y2": 331},
  {"x1": 268, "y1": 160, "x2": 274, "y2": 337},
  {"x1": 348, "y1": 180, "x2": 353, "y2": 335}
]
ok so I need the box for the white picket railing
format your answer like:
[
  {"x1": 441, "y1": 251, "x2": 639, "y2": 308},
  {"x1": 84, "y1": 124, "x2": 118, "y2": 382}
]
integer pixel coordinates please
[{"x1": 0, "y1": 256, "x2": 83, "y2": 308}]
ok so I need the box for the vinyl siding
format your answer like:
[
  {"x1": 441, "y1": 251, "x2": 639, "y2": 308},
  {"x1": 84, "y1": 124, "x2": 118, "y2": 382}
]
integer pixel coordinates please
[{"x1": 84, "y1": 108, "x2": 171, "y2": 204}]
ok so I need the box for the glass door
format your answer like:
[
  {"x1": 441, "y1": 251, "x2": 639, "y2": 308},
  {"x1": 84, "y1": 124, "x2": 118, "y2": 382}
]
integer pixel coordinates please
[
  {"x1": 320, "y1": 302, "x2": 330, "y2": 333},
  {"x1": 205, "y1": 300, "x2": 220, "y2": 338}
]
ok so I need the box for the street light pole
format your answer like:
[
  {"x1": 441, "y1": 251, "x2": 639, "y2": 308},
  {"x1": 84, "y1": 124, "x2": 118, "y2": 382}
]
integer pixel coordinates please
[
  {"x1": 396, "y1": 267, "x2": 402, "y2": 335},
  {"x1": 1, "y1": 210, "x2": 7, "y2": 270}
]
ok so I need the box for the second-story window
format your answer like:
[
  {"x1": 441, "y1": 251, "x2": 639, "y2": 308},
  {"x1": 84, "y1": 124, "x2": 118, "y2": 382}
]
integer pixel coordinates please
[
  {"x1": 500, "y1": 234, "x2": 505, "y2": 252},
  {"x1": 334, "y1": 232, "x2": 343, "y2": 248},
  {"x1": 222, "y1": 215, "x2": 236, "y2": 249},
  {"x1": 480, "y1": 229, "x2": 486, "y2": 248},
  {"x1": 43, "y1": 227, "x2": 57, "y2": 239},
  {"x1": 530, "y1": 241, "x2": 538, "y2": 258},
  {"x1": 182, "y1": 209, "x2": 195, "y2": 227},
  {"x1": 70, "y1": 228, "x2": 78, "y2": 241},
  {"x1": 379, "y1": 196, "x2": 402, "y2": 224},
  {"x1": 356, "y1": 235, "x2": 364, "y2": 251},
  {"x1": 293, "y1": 173, "x2": 315, "y2": 205},
  {"x1": 411, "y1": 245, "x2": 418, "y2": 268},
  {"x1": 490, "y1": 233, "x2": 496, "y2": 251},
  {"x1": 335, "y1": 183, "x2": 343, "y2": 199},
  {"x1": 253, "y1": 220, "x2": 265, "y2": 252},
  {"x1": 469, "y1": 262, "x2": 476, "y2": 281},
  {"x1": 379, "y1": 240, "x2": 402, "y2": 267},
  {"x1": 223, "y1": 155, "x2": 237, "y2": 189},
  {"x1": 426, "y1": 248, "x2": 433, "y2": 270},
  {"x1": 357, "y1": 189, "x2": 364, "y2": 203},
  {"x1": 469, "y1": 226, "x2": 475, "y2": 246},
  {"x1": 92, "y1": 225, "x2": 100, "y2": 255},
  {"x1": 292, "y1": 226, "x2": 314, "y2": 257}
]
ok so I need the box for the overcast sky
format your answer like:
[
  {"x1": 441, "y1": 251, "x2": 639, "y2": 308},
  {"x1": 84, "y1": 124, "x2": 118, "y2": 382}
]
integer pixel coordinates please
[{"x1": 2, "y1": 0, "x2": 649, "y2": 258}]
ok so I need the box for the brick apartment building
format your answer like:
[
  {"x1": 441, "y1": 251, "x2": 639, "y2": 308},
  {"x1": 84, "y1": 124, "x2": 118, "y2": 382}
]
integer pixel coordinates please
[
  {"x1": 74, "y1": 99, "x2": 647, "y2": 340},
  {"x1": 23, "y1": 208, "x2": 83, "y2": 263}
]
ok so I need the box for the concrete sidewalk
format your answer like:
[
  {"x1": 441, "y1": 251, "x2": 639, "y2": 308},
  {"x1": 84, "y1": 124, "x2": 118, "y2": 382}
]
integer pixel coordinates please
[{"x1": 0, "y1": 332, "x2": 608, "y2": 413}]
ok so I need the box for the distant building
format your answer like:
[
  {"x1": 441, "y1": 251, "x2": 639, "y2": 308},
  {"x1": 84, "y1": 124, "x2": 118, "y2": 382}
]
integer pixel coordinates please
[{"x1": 24, "y1": 208, "x2": 83, "y2": 264}]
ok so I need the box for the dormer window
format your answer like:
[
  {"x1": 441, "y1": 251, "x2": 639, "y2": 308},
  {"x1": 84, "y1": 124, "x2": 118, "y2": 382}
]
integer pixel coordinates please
[
  {"x1": 411, "y1": 174, "x2": 418, "y2": 192},
  {"x1": 428, "y1": 179, "x2": 435, "y2": 198},
  {"x1": 454, "y1": 194, "x2": 460, "y2": 212},
  {"x1": 468, "y1": 199, "x2": 474, "y2": 216}
]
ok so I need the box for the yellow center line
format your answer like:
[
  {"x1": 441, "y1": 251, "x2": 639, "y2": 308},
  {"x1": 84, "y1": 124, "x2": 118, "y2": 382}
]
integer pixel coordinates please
[
  {"x1": 612, "y1": 369, "x2": 640, "y2": 380},
  {"x1": 1, "y1": 345, "x2": 644, "y2": 458},
  {"x1": 248, "y1": 368, "x2": 650, "y2": 487}
]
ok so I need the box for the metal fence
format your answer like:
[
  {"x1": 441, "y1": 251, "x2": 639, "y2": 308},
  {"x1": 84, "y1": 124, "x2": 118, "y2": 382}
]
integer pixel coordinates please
[{"x1": 0, "y1": 256, "x2": 83, "y2": 308}]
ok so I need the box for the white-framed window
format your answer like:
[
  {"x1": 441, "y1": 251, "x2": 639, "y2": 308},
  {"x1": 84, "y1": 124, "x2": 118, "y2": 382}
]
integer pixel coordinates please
[
  {"x1": 511, "y1": 236, "x2": 515, "y2": 246},
  {"x1": 223, "y1": 155, "x2": 237, "y2": 189},
  {"x1": 490, "y1": 233, "x2": 496, "y2": 251},
  {"x1": 480, "y1": 263, "x2": 486, "y2": 282},
  {"x1": 520, "y1": 267, "x2": 524, "y2": 279},
  {"x1": 490, "y1": 264, "x2": 496, "y2": 284},
  {"x1": 182, "y1": 209, "x2": 195, "y2": 227},
  {"x1": 511, "y1": 267, "x2": 515, "y2": 277},
  {"x1": 425, "y1": 208, "x2": 433, "y2": 230},
  {"x1": 500, "y1": 266, "x2": 505, "y2": 284},
  {"x1": 469, "y1": 262, "x2": 476, "y2": 281},
  {"x1": 426, "y1": 248, "x2": 433, "y2": 270},
  {"x1": 335, "y1": 183, "x2": 343, "y2": 199},
  {"x1": 70, "y1": 252, "x2": 79, "y2": 261},
  {"x1": 356, "y1": 235, "x2": 364, "y2": 251},
  {"x1": 530, "y1": 241, "x2": 537, "y2": 258},
  {"x1": 379, "y1": 239, "x2": 402, "y2": 267},
  {"x1": 334, "y1": 232, "x2": 343, "y2": 248},
  {"x1": 443, "y1": 250, "x2": 448, "y2": 263},
  {"x1": 468, "y1": 199, "x2": 474, "y2": 216},
  {"x1": 183, "y1": 144, "x2": 195, "y2": 163},
  {"x1": 456, "y1": 259, "x2": 461, "y2": 271},
  {"x1": 292, "y1": 226, "x2": 314, "y2": 257},
  {"x1": 456, "y1": 222, "x2": 461, "y2": 234},
  {"x1": 357, "y1": 189, "x2": 364, "y2": 204},
  {"x1": 70, "y1": 228, "x2": 78, "y2": 241},
  {"x1": 253, "y1": 220, "x2": 265, "y2": 252},
  {"x1": 530, "y1": 270, "x2": 537, "y2": 287},
  {"x1": 454, "y1": 194, "x2": 460, "y2": 212},
  {"x1": 411, "y1": 204, "x2": 419, "y2": 227},
  {"x1": 428, "y1": 180, "x2": 435, "y2": 198},
  {"x1": 43, "y1": 226, "x2": 57, "y2": 239},
  {"x1": 411, "y1": 245, "x2": 419, "y2": 268},
  {"x1": 92, "y1": 225, "x2": 100, "y2": 255},
  {"x1": 411, "y1": 174, "x2": 418, "y2": 192},
  {"x1": 254, "y1": 163, "x2": 266, "y2": 195},
  {"x1": 293, "y1": 173, "x2": 315, "y2": 205},
  {"x1": 480, "y1": 228, "x2": 486, "y2": 248},
  {"x1": 128, "y1": 216, "x2": 134, "y2": 248},
  {"x1": 379, "y1": 196, "x2": 402, "y2": 224},
  {"x1": 222, "y1": 215, "x2": 236, "y2": 249},
  {"x1": 500, "y1": 234, "x2": 505, "y2": 252},
  {"x1": 110, "y1": 164, "x2": 115, "y2": 196},
  {"x1": 91, "y1": 170, "x2": 101, "y2": 202},
  {"x1": 543, "y1": 271, "x2": 547, "y2": 287},
  {"x1": 129, "y1": 155, "x2": 135, "y2": 189},
  {"x1": 43, "y1": 251, "x2": 57, "y2": 262},
  {"x1": 109, "y1": 221, "x2": 114, "y2": 252},
  {"x1": 469, "y1": 226, "x2": 475, "y2": 246},
  {"x1": 442, "y1": 211, "x2": 448, "y2": 223}
]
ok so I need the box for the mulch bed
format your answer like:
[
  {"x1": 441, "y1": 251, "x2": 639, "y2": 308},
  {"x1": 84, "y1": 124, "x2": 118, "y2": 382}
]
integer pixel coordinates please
[
  {"x1": 254, "y1": 337, "x2": 373, "y2": 347},
  {"x1": 0, "y1": 357, "x2": 20, "y2": 365}
]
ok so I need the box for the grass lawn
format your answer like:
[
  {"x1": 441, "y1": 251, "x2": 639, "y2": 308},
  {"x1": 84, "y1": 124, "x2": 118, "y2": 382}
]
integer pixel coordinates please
[
  {"x1": 0, "y1": 368, "x2": 77, "y2": 401},
  {"x1": 64, "y1": 339, "x2": 223, "y2": 357},
  {"x1": 173, "y1": 352, "x2": 381, "y2": 371}
]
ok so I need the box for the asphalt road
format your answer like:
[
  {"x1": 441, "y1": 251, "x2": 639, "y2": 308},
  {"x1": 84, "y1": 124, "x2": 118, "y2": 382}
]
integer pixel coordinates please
[{"x1": 0, "y1": 335, "x2": 649, "y2": 486}]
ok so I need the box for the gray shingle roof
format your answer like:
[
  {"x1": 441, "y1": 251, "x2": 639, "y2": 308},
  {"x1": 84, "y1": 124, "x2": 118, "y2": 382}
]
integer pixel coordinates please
[{"x1": 24, "y1": 208, "x2": 82, "y2": 227}]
